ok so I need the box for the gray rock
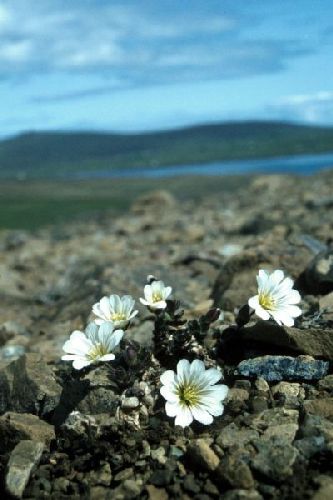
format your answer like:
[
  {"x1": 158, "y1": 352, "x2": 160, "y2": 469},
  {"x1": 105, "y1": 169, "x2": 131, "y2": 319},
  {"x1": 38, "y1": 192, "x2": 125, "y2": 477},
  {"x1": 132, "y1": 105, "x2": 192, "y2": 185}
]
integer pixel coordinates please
[
  {"x1": 186, "y1": 439, "x2": 220, "y2": 472},
  {"x1": 222, "y1": 489, "x2": 263, "y2": 500},
  {"x1": 303, "y1": 398, "x2": 333, "y2": 420},
  {"x1": 0, "y1": 345, "x2": 25, "y2": 362},
  {"x1": 236, "y1": 355, "x2": 329, "y2": 381},
  {"x1": 77, "y1": 387, "x2": 120, "y2": 415},
  {"x1": 302, "y1": 248, "x2": 333, "y2": 294},
  {"x1": 216, "y1": 455, "x2": 254, "y2": 489},
  {"x1": 6, "y1": 440, "x2": 44, "y2": 498},
  {"x1": 216, "y1": 423, "x2": 259, "y2": 449},
  {"x1": 294, "y1": 436, "x2": 327, "y2": 458},
  {"x1": 0, "y1": 353, "x2": 62, "y2": 418},
  {"x1": 0, "y1": 412, "x2": 55, "y2": 453},
  {"x1": 251, "y1": 440, "x2": 298, "y2": 481},
  {"x1": 240, "y1": 321, "x2": 333, "y2": 360},
  {"x1": 300, "y1": 414, "x2": 333, "y2": 442}
]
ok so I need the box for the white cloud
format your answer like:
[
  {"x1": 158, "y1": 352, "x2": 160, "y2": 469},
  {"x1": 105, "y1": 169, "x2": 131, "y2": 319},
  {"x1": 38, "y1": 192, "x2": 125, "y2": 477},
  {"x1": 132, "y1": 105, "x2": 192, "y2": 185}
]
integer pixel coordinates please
[
  {"x1": 268, "y1": 91, "x2": 333, "y2": 123},
  {"x1": 0, "y1": 5, "x2": 11, "y2": 29}
]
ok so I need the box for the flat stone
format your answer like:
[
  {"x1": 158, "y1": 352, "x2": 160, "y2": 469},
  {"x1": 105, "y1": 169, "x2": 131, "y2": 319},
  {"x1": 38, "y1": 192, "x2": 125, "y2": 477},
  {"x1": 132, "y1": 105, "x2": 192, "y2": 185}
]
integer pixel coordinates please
[
  {"x1": 251, "y1": 440, "x2": 298, "y2": 481},
  {"x1": 186, "y1": 439, "x2": 220, "y2": 471},
  {"x1": 216, "y1": 422, "x2": 259, "y2": 449},
  {"x1": 303, "y1": 398, "x2": 333, "y2": 420},
  {"x1": 0, "y1": 353, "x2": 62, "y2": 418},
  {"x1": 0, "y1": 412, "x2": 55, "y2": 453},
  {"x1": 216, "y1": 455, "x2": 254, "y2": 489},
  {"x1": 250, "y1": 408, "x2": 299, "y2": 432},
  {"x1": 240, "y1": 321, "x2": 333, "y2": 360},
  {"x1": 6, "y1": 440, "x2": 44, "y2": 498},
  {"x1": 300, "y1": 415, "x2": 333, "y2": 442},
  {"x1": 236, "y1": 355, "x2": 329, "y2": 381},
  {"x1": 319, "y1": 375, "x2": 333, "y2": 392}
]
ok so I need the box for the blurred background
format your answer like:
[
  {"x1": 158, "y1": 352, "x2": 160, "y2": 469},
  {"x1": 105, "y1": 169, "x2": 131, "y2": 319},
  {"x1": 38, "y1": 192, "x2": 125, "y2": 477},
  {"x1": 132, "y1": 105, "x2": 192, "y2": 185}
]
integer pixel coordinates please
[{"x1": 0, "y1": 0, "x2": 333, "y2": 229}]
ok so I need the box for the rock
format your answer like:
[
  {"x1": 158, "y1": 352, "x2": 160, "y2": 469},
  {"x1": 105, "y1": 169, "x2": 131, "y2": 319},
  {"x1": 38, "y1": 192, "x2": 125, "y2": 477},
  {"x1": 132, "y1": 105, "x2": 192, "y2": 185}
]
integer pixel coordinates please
[
  {"x1": 300, "y1": 414, "x2": 333, "y2": 443},
  {"x1": 216, "y1": 423, "x2": 259, "y2": 449},
  {"x1": 146, "y1": 485, "x2": 168, "y2": 500},
  {"x1": 303, "y1": 398, "x2": 333, "y2": 420},
  {"x1": 183, "y1": 474, "x2": 201, "y2": 494},
  {"x1": 240, "y1": 321, "x2": 333, "y2": 360},
  {"x1": 150, "y1": 446, "x2": 167, "y2": 465},
  {"x1": 250, "y1": 408, "x2": 299, "y2": 432},
  {"x1": 0, "y1": 412, "x2": 55, "y2": 453},
  {"x1": 0, "y1": 345, "x2": 26, "y2": 362},
  {"x1": 113, "y1": 479, "x2": 142, "y2": 499},
  {"x1": 302, "y1": 248, "x2": 333, "y2": 294},
  {"x1": 77, "y1": 387, "x2": 120, "y2": 415},
  {"x1": 216, "y1": 455, "x2": 254, "y2": 489},
  {"x1": 313, "y1": 476, "x2": 333, "y2": 500},
  {"x1": 236, "y1": 355, "x2": 329, "y2": 381},
  {"x1": 272, "y1": 381, "x2": 301, "y2": 398},
  {"x1": 251, "y1": 440, "x2": 298, "y2": 481},
  {"x1": 121, "y1": 397, "x2": 140, "y2": 411},
  {"x1": 254, "y1": 378, "x2": 269, "y2": 392},
  {"x1": 0, "y1": 353, "x2": 62, "y2": 418},
  {"x1": 319, "y1": 292, "x2": 333, "y2": 320},
  {"x1": 131, "y1": 190, "x2": 176, "y2": 214},
  {"x1": 294, "y1": 436, "x2": 327, "y2": 458},
  {"x1": 272, "y1": 381, "x2": 304, "y2": 408},
  {"x1": 223, "y1": 489, "x2": 263, "y2": 500},
  {"x1": 319, "y1": 375, "x2": 333, "y2": 392},
  {"x1": 6, "y1": 440, "x2": 44, "y2": 498},
  {"x1": 186, "y1": 439, "x2": 220, "y2": 472},
  {"x1": 149, "y1": 469, "x2": 173, "y2": 487}
]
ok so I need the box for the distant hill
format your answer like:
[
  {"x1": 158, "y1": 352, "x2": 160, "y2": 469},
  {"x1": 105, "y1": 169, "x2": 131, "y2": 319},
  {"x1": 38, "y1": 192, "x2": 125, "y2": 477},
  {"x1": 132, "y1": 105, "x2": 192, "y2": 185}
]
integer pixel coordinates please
[{"x1": 1, "y1": 121, "x2": 333, "y2": 179}]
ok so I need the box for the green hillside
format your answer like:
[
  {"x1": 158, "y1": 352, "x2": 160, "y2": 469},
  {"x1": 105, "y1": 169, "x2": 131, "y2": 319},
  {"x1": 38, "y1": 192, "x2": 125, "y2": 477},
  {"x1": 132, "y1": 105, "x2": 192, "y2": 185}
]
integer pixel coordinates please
[{"x1": 1, "y1": 121, "x2": 333, "y2": 179}]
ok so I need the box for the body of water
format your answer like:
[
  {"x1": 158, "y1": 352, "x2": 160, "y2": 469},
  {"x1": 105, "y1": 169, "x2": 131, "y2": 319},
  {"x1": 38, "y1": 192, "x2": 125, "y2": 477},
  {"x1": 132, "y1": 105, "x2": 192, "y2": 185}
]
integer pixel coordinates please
[{"x1": 72, "y1": 151, "x2": 333, "y2": 180}]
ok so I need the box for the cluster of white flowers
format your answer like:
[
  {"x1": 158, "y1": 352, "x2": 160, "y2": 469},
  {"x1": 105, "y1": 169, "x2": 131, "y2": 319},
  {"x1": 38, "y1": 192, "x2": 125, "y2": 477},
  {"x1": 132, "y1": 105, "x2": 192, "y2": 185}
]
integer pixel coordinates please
[{"x1": 61, "y1": 269, "x2": 302, "y2": 427}]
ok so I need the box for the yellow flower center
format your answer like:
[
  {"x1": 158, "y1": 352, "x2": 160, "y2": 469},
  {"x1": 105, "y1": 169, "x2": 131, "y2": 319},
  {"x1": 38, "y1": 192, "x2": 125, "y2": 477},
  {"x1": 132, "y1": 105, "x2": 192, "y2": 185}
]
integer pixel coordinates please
[
  {"x1": 111, "y1": 312, "x2": 127, "y2": 321},
  {"x1": 177, "y1": 383, "x2": 200, "y2": 407},
  {"x1": 88, "y1": 343, "x2": 109, "y2": 360},
  {"x1": 152, "y1": 292, "x2": 163, "y2": 303},
  {"x1": 259, "y1": 293, "x2": 275, "y2": 310}
]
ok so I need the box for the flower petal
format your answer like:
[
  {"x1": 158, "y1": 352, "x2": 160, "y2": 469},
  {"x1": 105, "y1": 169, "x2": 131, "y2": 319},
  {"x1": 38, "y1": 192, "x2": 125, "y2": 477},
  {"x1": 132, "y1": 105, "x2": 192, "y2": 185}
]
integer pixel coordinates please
[
  {"x1": 160, "y1": 385, "x2": 178, "y2": 402},
  {"x1": 160, "y1": 370, "x2": 175, "y2": 386},
  {"x1": 254, "y1": 305, "x2": 270, "y2": 321},
  {"x1": 72, "y1": 357, "x2": 91, "y2": 370},
  {"x1": 190, "y1": 359, "x2": 205, "y2": 378},
  {"x1": 191, "y1": 406, "x2": 214, "y2": 425},
  {"x1": 99, "y1": 353, "x2": 115, "y2": 362},
  {"x1": 202, "y1": 367, "x2": 222, "y2": 386},
  {"x1": 176, "y1": 359, "x2": 190, "y2": 385},
  {"x1": 165, "y1": 401, "x2": 180, "y2": 417},
  {"x1": 109, "y1": 329, "x2": 124, "y2": 350},
  {"x1": 100, "y1": 296, "x2": 111, "y2": 318},
  {"x1": 271, "y1": 269, "x2": 285, "y2": 285},
  {"x1": 174, "y1": 406, "x2": 193, "y2": 427},
  {"x1": 248, "y1": 295, "x2": 259, "y2": 310}
]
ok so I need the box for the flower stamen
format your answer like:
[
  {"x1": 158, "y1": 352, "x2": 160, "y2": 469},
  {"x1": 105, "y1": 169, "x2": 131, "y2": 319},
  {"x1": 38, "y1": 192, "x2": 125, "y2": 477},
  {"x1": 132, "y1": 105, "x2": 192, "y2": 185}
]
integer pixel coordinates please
[
  {"x1": 259, "y1": 293, "x2": 276, "y2": 310},
  {"x1": 177, "y1": 383, "x2": 200, "y2": 407}
]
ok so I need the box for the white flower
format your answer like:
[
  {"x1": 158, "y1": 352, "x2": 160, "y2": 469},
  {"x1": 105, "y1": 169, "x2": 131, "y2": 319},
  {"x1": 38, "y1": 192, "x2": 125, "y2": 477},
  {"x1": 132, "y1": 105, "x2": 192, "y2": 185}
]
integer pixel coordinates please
[
  {"x1": 160, "y1": 359, "x2": 229, "y2": 427},
  {"x1": 92, "y1": 294, "x2": 138, "y2": 328},
  {"x1": 61, "y1": 322, "x2": 124, "y2": 370},
  {"x1": 140, "y1": 280, "x2": 172, "y2": 310},
  {"x1": 248, "y1": 269, "x2": 302, "y2": 327}
]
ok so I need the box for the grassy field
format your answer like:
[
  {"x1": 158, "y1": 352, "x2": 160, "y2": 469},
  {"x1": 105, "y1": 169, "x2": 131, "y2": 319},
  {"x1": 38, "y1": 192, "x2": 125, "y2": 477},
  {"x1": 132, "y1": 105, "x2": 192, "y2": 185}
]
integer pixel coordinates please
[{"x1": 0, "y1": 176, "x2": 248, "y2": 230}]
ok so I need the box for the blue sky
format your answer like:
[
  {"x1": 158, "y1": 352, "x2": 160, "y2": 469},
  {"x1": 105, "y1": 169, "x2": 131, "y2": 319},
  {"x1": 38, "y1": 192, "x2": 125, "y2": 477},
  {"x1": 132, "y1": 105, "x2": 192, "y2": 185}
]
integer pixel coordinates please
[{"x1": 0, "y1": 0, "x2": 333, "y2": 137}]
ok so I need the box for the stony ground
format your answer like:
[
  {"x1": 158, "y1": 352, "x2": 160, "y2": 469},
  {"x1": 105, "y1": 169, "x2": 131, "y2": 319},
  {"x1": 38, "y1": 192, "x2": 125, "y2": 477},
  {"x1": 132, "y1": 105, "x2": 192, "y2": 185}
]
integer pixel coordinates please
[{"x1": 0, "y1": 171, "x2": 333, "y2": 499}]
